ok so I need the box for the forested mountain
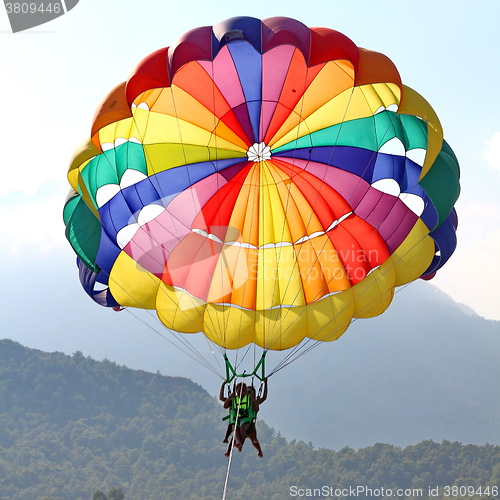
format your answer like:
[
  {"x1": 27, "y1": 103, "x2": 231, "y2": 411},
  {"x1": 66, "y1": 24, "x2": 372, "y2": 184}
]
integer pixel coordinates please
[
  {"x1": 264, "y1": 282, "x2": 500, "y2": 449},
  {"x1": 0, "y1": 339, "x2": 499, "y2": 500}
]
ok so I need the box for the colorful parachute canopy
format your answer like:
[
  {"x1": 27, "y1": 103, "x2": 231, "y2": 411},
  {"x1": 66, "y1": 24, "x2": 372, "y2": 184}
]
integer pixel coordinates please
[{"x1": 63, "y1": 16, "x2": 460, "y2": 351}]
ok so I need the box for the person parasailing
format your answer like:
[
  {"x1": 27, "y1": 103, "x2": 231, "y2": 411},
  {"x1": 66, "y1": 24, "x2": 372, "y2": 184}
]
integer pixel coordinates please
[
  {"x1": 242, "y1": 379, "x2": 267, "y2": 457},
  {"x1": 220, "y1": 378, "x2": 268, "y2": 457}
]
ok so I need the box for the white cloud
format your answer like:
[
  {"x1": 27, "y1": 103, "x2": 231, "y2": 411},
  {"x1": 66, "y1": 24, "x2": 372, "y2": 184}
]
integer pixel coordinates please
[
  {"x1": 0, "y1": 183, "x2": 67, "y2": 255},
  {"x1": 431, "y1": 200, "x2": 500, "y2": 321},
  {"x1": 482, "y1": 131, "x2": 500, "y2": 174}
]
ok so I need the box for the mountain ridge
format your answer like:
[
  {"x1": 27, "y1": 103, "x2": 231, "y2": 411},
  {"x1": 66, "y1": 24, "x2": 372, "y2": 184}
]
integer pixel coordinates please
[{"x1": 0, "y1": 339, "x2": 499, "y2": 500}]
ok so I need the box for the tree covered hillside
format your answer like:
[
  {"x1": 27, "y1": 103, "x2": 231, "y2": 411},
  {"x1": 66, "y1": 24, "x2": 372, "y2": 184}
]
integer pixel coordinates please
[{"x1": 0, "y1": 339, "x2": 498, "y2": 500}]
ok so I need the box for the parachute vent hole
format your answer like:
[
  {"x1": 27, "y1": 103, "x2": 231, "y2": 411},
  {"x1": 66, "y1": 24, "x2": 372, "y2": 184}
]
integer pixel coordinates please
[
  {"x1": 93, "y1": 282, "x2": 108, "y2": 292},
  {"x1": 225, "y1": 30, "x2": 244, "y2": 41}
]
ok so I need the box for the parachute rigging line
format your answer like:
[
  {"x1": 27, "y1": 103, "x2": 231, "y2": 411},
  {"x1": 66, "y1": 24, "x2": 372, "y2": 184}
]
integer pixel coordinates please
[{"x1": 268, "y1": 281, "x2": 416, "y2": 376}]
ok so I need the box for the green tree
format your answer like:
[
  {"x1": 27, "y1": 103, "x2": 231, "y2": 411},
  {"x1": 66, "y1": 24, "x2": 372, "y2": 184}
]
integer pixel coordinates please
[
  {"x1": 108, "y1": 486, "x2": 125, "y2": 500},
  {"x1": 92, "y1": 490, "x2": 107, "y2": 500}
]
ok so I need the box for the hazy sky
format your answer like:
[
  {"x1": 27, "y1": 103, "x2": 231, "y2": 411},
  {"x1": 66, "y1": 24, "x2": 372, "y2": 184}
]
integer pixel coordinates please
[{"x1": 1, "y1": 0, "x2": 499, "y2": 361}]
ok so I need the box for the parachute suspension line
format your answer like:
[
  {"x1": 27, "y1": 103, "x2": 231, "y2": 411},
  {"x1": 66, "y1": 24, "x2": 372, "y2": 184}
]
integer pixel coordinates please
[
  {"x1": 253, "y1": 343, "x2": 257, "y2": 387},
  {"x1": 77, "y1": 229, "x2": 224, "y2": 378},
  {"x1": 235, "y1": 344, "x2": 252, "y2": 372},
  {"x1": 228, "y1": 345, "x2": 260, "y2": 386},
  {"x1": 269, "y1": 281, "x2": 416, "y2": 376},
  {"x1": 268, "y1": 223, "x2": 432, "y2": 375},
  {"x1": 268, "y1": 222, "x2": 431, "y2": 375},
  {"x1": 270, "y1": 277, "x2": 421, "y2": 374},
  {"x1": 121, "y1": 307, "x2": 224, "y2": 379},
  {"x1": 124, "y1": 308, "x2": 223, "y2": 378},
  {"x1": 92, "y1": 233, "x2": 225, "y2": 377},
  {"x1": 114, "y1": 251, "x2": 223, "y2": 374},
  {"x1": 76, "y1": 223, "x2": 225, "y2": 379},
  {"x1": 202, "y1": 335, "x2": 225, "y2": 373}
]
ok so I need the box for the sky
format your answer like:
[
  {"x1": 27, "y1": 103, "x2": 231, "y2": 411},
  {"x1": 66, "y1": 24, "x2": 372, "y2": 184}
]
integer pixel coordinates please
[{"x1": 0, "y1": 1, "x2": 499, "y2": 378}]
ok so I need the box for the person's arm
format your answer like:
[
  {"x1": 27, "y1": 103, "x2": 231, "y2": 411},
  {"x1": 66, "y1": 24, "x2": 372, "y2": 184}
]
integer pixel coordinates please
[
  {"x1": 219, "y1": 381, "x2": 227, "y2": 402},
  {"x1": 248, "y1": 388, "x2": 259, "y2": 412},
  {"x1": 257, "y1": 378, "x2": 268, "y2": 404},
  {"x1": 223, "y1": 393, "x2": 234, "y2": 409}
]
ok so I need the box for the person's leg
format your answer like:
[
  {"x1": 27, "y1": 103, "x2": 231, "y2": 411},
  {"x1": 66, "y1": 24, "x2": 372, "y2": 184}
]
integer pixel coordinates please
[
  {"x1": 223, "y1": 424, "x2": 233, "y2": 443},
  {"x1": 224, "y1": 424, "x2": 237, "y2": 456},
  {"x1": 234, "y1": 422, "x2": 247, "y2": 451},
  {"x1": 247, "y1": 423, "x2": 263, "y2": 457},
  {"x1": 240, "y1": 422, "x2": 250, "y2": 450},
  {"x1": 224, "y1": 438, "x2": 233, "y2": 457}
]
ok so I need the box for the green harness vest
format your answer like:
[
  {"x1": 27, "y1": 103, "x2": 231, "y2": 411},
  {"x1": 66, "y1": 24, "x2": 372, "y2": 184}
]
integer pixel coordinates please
[{"x1": 223, "y1": 394, "x2": 257, "y2": 425}]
